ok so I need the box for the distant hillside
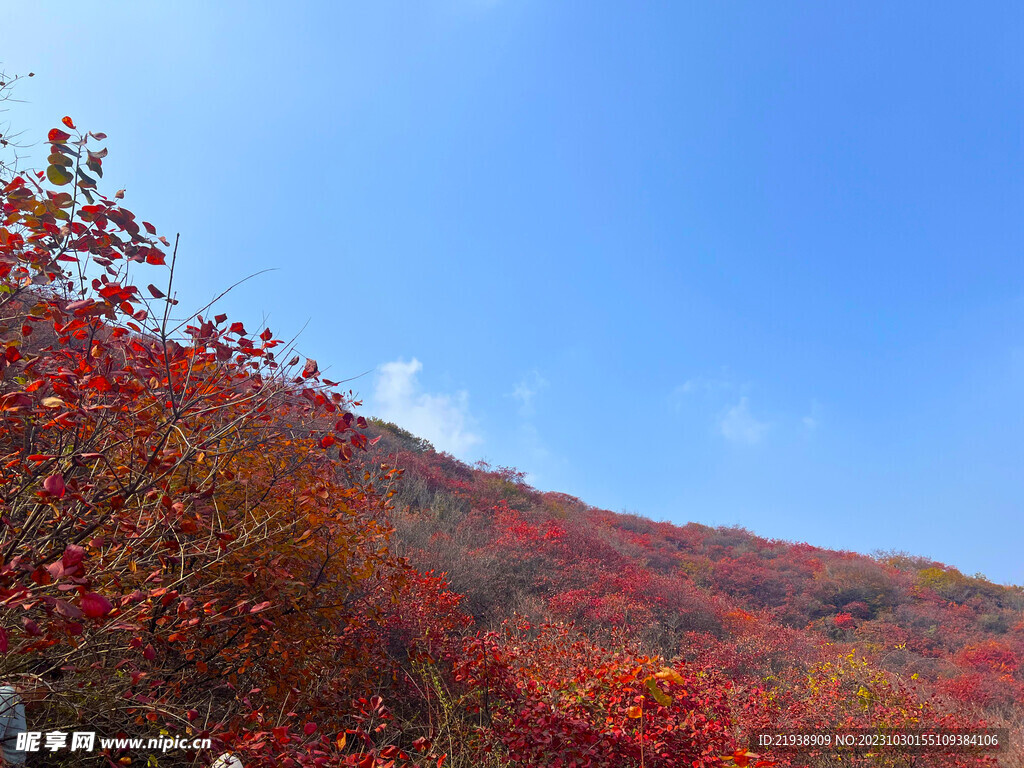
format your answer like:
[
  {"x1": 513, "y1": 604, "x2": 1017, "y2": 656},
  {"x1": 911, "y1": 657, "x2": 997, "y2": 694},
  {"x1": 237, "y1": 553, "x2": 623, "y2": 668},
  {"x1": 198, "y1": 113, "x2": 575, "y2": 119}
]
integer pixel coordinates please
[{"x1": 365, "y1": 418, "x2": 1024, "y2": 767}]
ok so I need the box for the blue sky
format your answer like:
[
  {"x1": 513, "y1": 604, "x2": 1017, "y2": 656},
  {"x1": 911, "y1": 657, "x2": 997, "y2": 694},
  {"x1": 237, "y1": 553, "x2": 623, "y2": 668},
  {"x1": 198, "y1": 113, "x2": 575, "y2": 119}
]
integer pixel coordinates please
[{"x1": 2, "y1": 2, "x2": 1022, "y2": 584}]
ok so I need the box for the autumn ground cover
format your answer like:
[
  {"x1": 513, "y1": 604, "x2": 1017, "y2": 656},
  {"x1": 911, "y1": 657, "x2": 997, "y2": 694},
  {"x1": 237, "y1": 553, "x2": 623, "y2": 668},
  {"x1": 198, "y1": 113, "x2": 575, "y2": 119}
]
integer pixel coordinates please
[
  {"x1": 369, "y1": 423, "x2": 1022, "y2": 767},
  {"x1": 0, "y1": 110, "x2": 1020, "y2": 767}
]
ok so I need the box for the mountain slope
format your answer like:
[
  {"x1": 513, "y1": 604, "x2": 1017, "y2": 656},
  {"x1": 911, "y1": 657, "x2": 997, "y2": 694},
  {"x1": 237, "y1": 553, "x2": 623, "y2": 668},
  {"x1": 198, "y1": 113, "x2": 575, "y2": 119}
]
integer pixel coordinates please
[{"x1": 365, "y1": 418, "x2": 1024, "y2": 766}]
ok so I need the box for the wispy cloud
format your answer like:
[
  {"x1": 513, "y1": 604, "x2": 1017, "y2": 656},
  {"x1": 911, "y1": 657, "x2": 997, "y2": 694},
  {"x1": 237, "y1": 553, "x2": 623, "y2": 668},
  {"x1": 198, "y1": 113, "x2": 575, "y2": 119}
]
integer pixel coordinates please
[
  {"x1": 372, "y1": 358, "x2": 481, "y2": 457},
  {"x1": 669, "y1": 372, "x2": 737, "y2": 412},
  {"x1": 510, "y1": 370, "x2": 547, "y2": 417},
  {"x1": 719, "y1": 397, "x2": 769, "y2": 445}
]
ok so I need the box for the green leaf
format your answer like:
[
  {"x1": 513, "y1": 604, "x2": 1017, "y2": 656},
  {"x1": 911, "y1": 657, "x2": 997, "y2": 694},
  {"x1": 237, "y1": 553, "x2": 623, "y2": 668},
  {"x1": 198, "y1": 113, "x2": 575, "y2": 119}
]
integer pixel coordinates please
[
  {"x1": 46, "y1": 165, "x2": 73, "y2": 186},
  {"x1": 645, "y1": 677, "x2": 672, "y2": 707},
  {"x1": 47, "y1": 152, "x2": 73, "y2": 167}
]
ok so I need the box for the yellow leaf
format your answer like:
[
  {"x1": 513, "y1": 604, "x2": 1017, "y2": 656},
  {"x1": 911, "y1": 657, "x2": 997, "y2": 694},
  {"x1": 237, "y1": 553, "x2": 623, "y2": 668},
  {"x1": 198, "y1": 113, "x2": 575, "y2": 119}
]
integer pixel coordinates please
[
  {"x1": 654, "y1": 667, "x2": 686, "y2": 687},
  {"x1": 41, "y1": 397, "x2": 65, "y2": 408},
  {"x1": 626, "y1": 706, "x2": 642, "y2": 719}
]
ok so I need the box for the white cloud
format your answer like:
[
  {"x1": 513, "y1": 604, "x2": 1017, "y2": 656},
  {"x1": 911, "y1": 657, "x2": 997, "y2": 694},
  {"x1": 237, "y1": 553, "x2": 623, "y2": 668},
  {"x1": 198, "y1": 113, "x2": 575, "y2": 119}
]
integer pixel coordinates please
[
  {"x1": 511, "y1": 370, "x2": 547, "y2": 416},
  {"x1": 372, "y1": 358, "x2": 482, "y2": 456},
  {"x1": 719, "y1": 397, "x2": 769, "y2": 444},
  {"x1": 802, "y1": 400, "x2": 823, "y2": 431},
  {"x1": 669, "y1": 373, "x2": 736, "y2": 411}
]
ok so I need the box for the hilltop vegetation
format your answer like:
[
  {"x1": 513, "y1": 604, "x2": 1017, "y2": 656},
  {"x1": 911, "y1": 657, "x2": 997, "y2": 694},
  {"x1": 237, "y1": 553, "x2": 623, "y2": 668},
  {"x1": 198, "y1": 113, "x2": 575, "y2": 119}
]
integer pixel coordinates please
[
  {"x1": 364, "y1": 423, "x2": 1024, "y2": 766},
  {"x1": 0, "y1": 116, "x2": 1020, "y2": 767}
]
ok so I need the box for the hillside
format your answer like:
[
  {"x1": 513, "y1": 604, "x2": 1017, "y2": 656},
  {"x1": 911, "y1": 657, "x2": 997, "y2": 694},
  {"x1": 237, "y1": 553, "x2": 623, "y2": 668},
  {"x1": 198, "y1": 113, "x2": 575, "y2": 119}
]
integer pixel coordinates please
[
  {"x1": 364, "y1": 419, "x2": 1024, "y2": 766},
  {"x1": 0, "y1": 116, "x2": 1019, "y2": 768}
]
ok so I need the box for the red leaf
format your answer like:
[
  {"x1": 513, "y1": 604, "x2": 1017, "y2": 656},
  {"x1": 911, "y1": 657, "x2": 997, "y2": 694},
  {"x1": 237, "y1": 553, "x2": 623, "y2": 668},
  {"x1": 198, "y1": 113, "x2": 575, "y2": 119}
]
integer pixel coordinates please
[
  {"x1": 147, "y1": 284, "x2": 165, "y2": 299},
  {"x1": 143, "y1": 221, "x2": 157, "y2": 234},
  {"x1": 230, "y1": 322, "x2": 247, "y2": 336},
  {"x1": 303, "y1": 722, "x2": 317, "y2": 736},
  {"x1": 0, "y1": 393, "x2": 32, "y2": 412},
  {"x1": 81, "y1": 592, "x2": 113, "y2": 619},
  {"x1": 62, "y1": 545, "x2": 86, "y2": 571},
  {"x1": 250, "y1": 601, "x2": 272, "y2": 613},
  {"x1": 214, "y1": 314, "x2": 227, "y2": 324},
  {"x1": 48, "y1": 128, "x2": 71, "y2": 143},
  {"x1": 61, "y1": 116, "x2": 76, "y2": 129},
  {"x1": 0, "y1": 627, "x2": 8, "y2": 653},
  {"x1": 51, "y1": 598, "x2": 82, "y2": 619},
  {"x1": 302, "y1": 358, "x2": 319, "y2": 378},
  {"x1": 43, "y1": 474, "x2": 66, "y2": 499}
]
